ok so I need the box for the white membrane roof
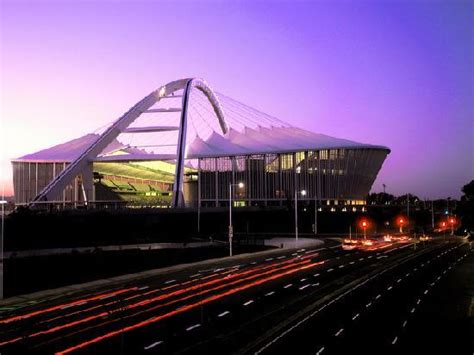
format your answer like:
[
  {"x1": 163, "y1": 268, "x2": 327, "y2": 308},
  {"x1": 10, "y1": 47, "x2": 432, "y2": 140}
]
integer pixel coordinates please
[
  {"x1": 14, "y1": 126, "x2": 389, "y2": 163},
  {"x1": 14, "y1": 86, "x2": 389, "y2": 163}
]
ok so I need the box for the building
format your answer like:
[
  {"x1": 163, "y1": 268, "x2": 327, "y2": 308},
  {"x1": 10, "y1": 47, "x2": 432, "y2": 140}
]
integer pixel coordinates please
[{"x1": 12, "y1": 78, "x2": 390, "y2": 209}]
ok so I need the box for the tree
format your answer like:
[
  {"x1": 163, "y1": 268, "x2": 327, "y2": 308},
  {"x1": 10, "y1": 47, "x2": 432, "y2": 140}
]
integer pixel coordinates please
[
  {"x1": 461, "y1": 180, "x2": 474, "y2": 202},
  {"x1": 367, "y1": 192, "x2": 395, "y2": 205},
  {"x1": 394, "y1": 193, "x2": 421, "y2": 206},
  {"x1": 458, "y1": 180, "x2": 474, "y2": 231}
]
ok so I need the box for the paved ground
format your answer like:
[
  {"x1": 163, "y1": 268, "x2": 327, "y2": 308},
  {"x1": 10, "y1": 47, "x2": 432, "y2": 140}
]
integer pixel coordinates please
[
  {"x1": 4, "y1": 241, "x2": 222, "y2": 259},
  {"x1": 0, "y1": 237, "x2": 471, "y2": 354},
  {"x1": 5, "y1": 237, "x2": 328, "y2": 259},
  {"x1": 398, "y1": 243, "x2": 474, "y2": 354},
  {"x1": 253, "y1": 240, "x2": 473, "y2": 355},
  {"x1": 264, "y1": 237, "x2": 324, "y2": 249}
]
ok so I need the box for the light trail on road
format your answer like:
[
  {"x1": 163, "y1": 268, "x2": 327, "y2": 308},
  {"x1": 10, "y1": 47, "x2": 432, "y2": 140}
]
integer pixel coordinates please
[
  {"x1": 0, "y1": 239, "x2": 468, "y2": 355},
  {"x1": 0, "y1": 254, "x2": 323, "y2": 349},
  {"x1": 55, "y1": 261, "x2": 323, "y2": 354}
]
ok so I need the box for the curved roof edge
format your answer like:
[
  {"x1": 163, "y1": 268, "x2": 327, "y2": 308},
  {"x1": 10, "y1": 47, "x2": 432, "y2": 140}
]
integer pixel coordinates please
[{"x1": 12, "y1": 130, "x2": 390, "y2": 163}]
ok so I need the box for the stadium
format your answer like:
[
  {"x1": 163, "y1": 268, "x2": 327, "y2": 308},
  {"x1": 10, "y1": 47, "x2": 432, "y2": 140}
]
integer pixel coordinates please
[{"x1": 12, "y1": 78, "x2": 390, "y2": 210}]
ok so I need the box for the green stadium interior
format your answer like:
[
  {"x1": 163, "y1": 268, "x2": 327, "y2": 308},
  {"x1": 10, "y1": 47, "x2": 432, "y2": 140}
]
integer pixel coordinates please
[{"x1": 93, "y1": 161, "x2": 195, "y2": 205}]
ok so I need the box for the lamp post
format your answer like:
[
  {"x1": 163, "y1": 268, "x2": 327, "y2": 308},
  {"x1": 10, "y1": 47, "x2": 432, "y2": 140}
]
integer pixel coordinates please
[
  {"x1": 295, "y1": 189, "x2": 307, "y2": 246},
  {"x1": 441, "y1": 221, "x2": 447, "y2": 238},
  {"x1": 0, "y1": 199, "x2": 6, "y2": 300},
  {"x1": 360, "y1": 220, "x2": 368, "y2": 240},
  {"x1": 229, "y1": 182, "x2": 244, "y2": 257},
  {"x1": 314, "y1": 193, "x2": 318, "y2": 236},
  {"x1": 449, "y1": 217, "x2": 456, "y2": 236},
  {"x1": 431, "y1": 200, "x2": 435, "y2": 229},
  {"x1": 407, "y1": 194, "x2": 410, "y2": 219},
  {"x1": 398, "y1": 217, "x2": 405, "y2": 234}
]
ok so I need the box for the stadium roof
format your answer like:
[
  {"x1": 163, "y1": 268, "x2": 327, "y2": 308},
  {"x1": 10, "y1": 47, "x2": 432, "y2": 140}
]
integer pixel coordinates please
[
  {"x1": 16, "y1": 77, "x2": 390, "y2": 207},
  {"x1": 14, "y1": 77, "x2": 390, "y2": 165},
  {"x1": 14, "y1": 125, "x2": 388, "y2": 163}
]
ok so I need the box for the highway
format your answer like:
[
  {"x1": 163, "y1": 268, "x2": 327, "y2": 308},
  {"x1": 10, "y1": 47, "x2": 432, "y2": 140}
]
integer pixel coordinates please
[{"x1": 0, "y1": 237, "x2": 471, "y2": 354}]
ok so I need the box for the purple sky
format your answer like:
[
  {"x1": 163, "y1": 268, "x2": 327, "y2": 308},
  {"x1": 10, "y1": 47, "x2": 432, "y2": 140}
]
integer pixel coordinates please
[{"x1": 1, "y1": 0, "x2": 472, "y2": 199}]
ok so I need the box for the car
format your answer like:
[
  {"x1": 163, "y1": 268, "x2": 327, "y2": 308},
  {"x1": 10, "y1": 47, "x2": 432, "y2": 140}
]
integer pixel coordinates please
[
  {"x1": 343, "y1": 238, "x2": 358, "y2": 244},
  {"x1": 392, "y1": 235, "x2": 410, "y2": 242},
  {"x1": 342, "y1": 238, "x2": 358, "y2": 250},
  {"x1": 361, "y1": 239, "x2": 374, "y2": 246},
  {"x1": 342, "y1": 243, "x2": 357, "y2": 250}
]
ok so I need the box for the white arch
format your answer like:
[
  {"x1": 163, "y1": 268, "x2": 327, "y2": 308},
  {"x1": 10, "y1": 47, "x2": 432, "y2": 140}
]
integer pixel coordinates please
[
  {"x1": 172, "y1": 78, "x2": 228, "y2": 207},
  {"x1": 30, "y1": 77, "x2": 228, "y2": 208}
]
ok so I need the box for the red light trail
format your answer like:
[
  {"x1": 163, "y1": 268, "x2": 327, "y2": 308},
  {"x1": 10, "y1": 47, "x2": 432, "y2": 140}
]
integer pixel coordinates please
[
  {"x1": 0, "y1": 253, "x2": 323, "y2": 351},
  {"x1": 0, "y1": 287, "x2": 138, "y2": 325},
  {"x1": 55, "y1": 261, "x2": 322, "y2": 354}
]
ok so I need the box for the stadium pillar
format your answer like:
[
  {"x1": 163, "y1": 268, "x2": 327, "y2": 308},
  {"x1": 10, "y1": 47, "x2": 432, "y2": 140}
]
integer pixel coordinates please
[
  {"x1": 81, "y1": 164, "x2": 95, "y2": 205},
  {"x1": 172, "y1": 80, "x2": 191, "y2": 208}
]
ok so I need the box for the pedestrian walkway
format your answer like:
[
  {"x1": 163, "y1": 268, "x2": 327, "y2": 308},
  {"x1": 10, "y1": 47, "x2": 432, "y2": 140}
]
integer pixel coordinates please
[{"x1": 264, "y1": 237, "x2": 324, "y2": 249}]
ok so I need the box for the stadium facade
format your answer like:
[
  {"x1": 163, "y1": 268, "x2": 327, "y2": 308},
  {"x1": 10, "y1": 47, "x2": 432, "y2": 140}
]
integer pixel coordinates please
[{"x1": 12, "y1": 78, "x2": 390, "y2": 209}]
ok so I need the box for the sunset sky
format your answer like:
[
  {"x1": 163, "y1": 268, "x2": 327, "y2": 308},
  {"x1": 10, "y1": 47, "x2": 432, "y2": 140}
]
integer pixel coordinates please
[{"x1": 1, "y1": 0, "x2": 472, "y2": 199}]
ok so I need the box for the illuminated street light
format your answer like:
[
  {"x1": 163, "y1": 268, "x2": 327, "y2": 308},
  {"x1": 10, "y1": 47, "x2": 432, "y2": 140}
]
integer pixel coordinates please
[
  {"x1": 449, "y1": 217, "x2": 456, "y2": 236},
  {"x1": 398, "y1": 217, "x2": 406, "y2": 233},
  {"x1": 295, "y1": 189, "x2": 307, "y2": 246},
  {"x1": 440, "y1": 220, "x2": 448, "y2": 238},
  {"x1": 360, "y1": 219, "x2": 369, "y2": 240},
  {"x1": 314, "y1": 191, "x2": 319, "y2": 236},
  {"x1": 0, "y1": 200, "x2": 5, "y2": 299},
  {"x1": 229, "y1": 182, "x2": 244, "y2": 257}
]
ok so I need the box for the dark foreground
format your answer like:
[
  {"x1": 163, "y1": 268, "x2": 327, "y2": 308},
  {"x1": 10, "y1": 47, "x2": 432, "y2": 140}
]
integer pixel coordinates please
[{"x1": 0, "y1": 238, "x2": 472, "y2": 354}]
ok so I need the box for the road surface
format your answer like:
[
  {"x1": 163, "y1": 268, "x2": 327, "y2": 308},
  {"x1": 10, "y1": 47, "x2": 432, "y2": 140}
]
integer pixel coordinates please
[{"x1": 0, "y1": 237, "x2": 471, "y2": 354}]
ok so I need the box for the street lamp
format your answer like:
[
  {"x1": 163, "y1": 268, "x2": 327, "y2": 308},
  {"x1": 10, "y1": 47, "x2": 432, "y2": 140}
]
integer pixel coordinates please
[
  {"x1": 295, "y1": 189, "x2": 307, "y2": 246},
  {"x1": 314, "y1": 192, "x2": 318, "y2": 236},
  {"x1": 0, "y1": 199, "x2": 6, "y2": 300},
  {"x1": 449, "y1": 217, "x2": 456, "y2": 236},
  {"x1": 398, "y1": 217, "x2": 405, "y2": 234},
  {"x1": 431, "y1": 200, "x2": 435, "y2": 229},
  {"x1": 440, "y1": 221, "x2": 447, "y2": 238},
  {"x1": 228, "y1": 182, "x2": 244, "y2": 257},
  {"x1": 360, "y1": 219, "x2": 369, "y2": 240}
]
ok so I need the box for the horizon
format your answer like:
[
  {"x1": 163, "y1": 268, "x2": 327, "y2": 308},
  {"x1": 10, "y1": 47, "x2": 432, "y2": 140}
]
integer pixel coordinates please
[{"x1": 1, "y1": 0, "x2": 473, "y2": 199}]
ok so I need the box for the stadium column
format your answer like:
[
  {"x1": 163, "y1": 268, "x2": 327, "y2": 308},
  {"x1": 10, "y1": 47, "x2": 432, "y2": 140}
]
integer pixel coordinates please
[
  {"x1": 63, "y1": 162, "x2": 67, "y2": 207},
  {"x1": 172, "y1": 79, "x2": 191, "y2": 208},
  {"x1": 81, "y1": 163, "x2": 95, "y2": 205},
  {"x1": 278, "y1": 154, "x2": 282, "y2": 207}
]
